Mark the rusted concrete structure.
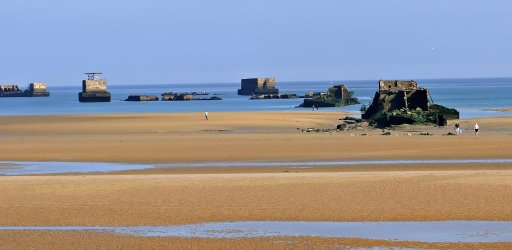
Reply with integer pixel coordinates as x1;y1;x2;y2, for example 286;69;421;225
299;84;359;108
161;92;221;101
0;85;22;96
0;83;49;97
79;73;111;102
362;80;459;127
379;80;418;93
161;93;193;101
26;83;50;97
250;93;297;99
238;78;279;95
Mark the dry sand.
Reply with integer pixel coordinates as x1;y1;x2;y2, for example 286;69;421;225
1;111;512;249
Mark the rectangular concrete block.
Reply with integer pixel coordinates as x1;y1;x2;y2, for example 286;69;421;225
82;80;107;93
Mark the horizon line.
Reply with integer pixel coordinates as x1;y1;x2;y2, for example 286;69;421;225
33;76;512;87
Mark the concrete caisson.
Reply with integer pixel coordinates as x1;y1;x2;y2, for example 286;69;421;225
237;78;279;96
78;73;111;102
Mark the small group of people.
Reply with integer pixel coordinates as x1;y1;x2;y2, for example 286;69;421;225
454;122;479;136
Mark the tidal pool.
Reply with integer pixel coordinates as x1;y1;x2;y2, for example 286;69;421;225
1;221;511;243
0;161;153;175
1;158;512;175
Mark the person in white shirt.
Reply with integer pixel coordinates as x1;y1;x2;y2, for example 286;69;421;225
204;111;209;120
474;123;479;136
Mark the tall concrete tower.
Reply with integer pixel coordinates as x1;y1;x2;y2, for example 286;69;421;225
78;73;111;102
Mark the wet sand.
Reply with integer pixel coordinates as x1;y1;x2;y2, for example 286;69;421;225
2;170;512;226
1;170;512;248
2;232;512;250
1;111;512;249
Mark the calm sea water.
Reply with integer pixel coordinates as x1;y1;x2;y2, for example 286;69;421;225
0;78;510;119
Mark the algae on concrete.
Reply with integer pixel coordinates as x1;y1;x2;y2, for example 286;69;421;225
362;80;459;127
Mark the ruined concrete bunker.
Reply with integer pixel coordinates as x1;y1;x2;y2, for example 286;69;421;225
78;73;111;102
362;80;459;127
299;84;359;108
238;78;279;96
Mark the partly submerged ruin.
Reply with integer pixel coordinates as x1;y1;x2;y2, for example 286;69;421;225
361;80;459;127
238;78;279;96
250;93;297;99
0;83;50;97
161;92;221;101
125;95;159;101
161;93;193;101
78;73;111;102
299;85;359;108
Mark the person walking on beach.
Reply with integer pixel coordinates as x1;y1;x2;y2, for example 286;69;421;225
474;122;479;136
204;111;208;120
454;122;460;135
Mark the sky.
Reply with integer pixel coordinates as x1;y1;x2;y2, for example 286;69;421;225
0;0;511;85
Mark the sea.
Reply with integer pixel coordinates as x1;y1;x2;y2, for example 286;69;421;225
0;78;511;119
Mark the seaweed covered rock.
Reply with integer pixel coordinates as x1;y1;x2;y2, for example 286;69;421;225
362;80;459;127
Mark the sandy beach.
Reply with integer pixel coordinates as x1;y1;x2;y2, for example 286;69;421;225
1;111;512;249
0;111;511;163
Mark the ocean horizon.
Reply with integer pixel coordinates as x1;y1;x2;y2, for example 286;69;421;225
0;77;511;119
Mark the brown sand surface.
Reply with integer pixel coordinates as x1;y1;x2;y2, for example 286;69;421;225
106;163;512;175
1;170;512;226
2;232;511;250
0;112;511;163
1;170;512;248
1;112;512;248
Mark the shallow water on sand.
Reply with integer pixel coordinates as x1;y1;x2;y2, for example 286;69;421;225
1;221;511;243
0;161;152;175
1;159;512;175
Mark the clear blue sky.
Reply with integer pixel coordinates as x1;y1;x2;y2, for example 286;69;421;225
1;0;510;85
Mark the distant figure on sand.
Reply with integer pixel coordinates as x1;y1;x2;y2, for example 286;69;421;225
474;123;479;136
205;111;208;120
454;122;460;135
